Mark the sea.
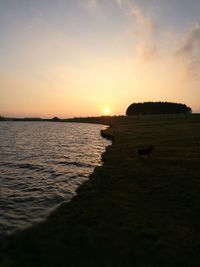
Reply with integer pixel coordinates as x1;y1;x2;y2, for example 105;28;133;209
0;121;110;238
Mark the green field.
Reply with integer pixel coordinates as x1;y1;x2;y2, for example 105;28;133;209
1;114;200;267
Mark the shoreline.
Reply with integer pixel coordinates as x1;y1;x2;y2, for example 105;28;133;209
0;122;113;258
1;114;200;266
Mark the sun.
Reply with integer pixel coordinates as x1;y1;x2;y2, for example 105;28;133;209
103;107;111;116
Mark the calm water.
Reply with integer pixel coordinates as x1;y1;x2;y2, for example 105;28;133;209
0;122;110;237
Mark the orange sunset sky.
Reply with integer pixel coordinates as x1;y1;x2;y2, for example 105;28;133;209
1;0;200;117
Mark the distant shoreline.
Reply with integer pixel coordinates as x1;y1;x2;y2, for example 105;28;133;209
1;113;200;122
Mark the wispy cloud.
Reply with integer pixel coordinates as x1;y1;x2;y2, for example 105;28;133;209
130;5;155;35
136;43;158;61
115;0;158;61
20;0;200;81
116;0;155;33
116;0;200;78
115;0;123;9
176;25;200;55
176;24;200;78
85;0;97;10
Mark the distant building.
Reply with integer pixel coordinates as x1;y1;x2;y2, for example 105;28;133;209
52;117;60;121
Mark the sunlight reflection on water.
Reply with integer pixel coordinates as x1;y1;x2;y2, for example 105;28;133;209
0;122;110;236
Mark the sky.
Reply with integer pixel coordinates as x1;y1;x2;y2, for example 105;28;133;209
0;0;200;118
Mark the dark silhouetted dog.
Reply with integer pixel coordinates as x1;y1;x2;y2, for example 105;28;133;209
138;145;154;157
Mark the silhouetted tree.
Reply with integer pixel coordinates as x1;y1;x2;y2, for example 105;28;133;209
126;102;192;115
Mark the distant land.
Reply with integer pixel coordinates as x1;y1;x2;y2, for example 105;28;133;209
0;115;118;122
0;101;195;121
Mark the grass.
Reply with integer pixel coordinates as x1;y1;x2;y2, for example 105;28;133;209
1;114;200;267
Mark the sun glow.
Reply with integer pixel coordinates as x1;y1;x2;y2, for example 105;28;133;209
103;107;111;116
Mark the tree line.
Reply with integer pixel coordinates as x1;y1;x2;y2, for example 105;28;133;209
126;102;192;115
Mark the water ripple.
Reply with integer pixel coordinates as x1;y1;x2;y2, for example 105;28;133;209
0;122;110;237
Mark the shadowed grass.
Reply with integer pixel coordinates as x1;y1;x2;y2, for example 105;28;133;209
1;114;200;267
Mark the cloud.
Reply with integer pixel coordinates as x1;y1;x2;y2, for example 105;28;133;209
116;0;200;78
85;0;97;10
116;0;155;32
82;0;200;78
176;25;200;55
115;0;122;7
176;24;200;78
115;0;158;61
136;43;158;61
130;5;155;35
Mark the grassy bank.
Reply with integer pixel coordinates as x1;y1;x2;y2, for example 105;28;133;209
1;115;200;267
